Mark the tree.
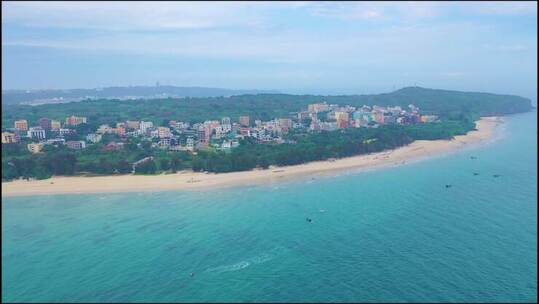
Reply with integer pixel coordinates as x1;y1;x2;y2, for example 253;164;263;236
135;160;157;174
170;155;182;173
116;160;132;174
159;158;171;171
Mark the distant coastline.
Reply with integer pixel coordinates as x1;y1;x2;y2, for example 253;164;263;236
1;117;503;197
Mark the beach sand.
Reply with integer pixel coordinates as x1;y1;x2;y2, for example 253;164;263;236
1;117;503;197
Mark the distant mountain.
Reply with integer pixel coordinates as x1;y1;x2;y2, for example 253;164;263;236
1;86;280;105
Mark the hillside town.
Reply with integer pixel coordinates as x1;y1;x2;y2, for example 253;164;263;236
2;102;438;154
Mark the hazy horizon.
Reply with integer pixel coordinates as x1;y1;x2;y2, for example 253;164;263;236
2;1;537;100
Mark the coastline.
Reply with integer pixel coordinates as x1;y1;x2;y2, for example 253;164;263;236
1;117;503;197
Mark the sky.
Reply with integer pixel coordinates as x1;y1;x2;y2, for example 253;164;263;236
1;1;537;99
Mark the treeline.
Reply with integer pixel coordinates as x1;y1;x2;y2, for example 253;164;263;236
2;118;475;181
2;87;532;129
189;118;475;173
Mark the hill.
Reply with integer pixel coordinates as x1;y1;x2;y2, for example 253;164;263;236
1;87;533;129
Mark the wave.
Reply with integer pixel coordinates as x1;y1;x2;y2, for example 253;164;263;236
205;246;288;274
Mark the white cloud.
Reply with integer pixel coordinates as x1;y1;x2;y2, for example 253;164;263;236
439;71;466;78
468;1;537;16
1;1;265;30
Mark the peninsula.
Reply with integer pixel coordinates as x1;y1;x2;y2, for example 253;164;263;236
2;116;501;196
1;86;532;195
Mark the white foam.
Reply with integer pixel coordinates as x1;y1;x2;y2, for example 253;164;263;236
205;246;288;274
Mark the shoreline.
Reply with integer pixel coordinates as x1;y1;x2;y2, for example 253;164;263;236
1;117;503;197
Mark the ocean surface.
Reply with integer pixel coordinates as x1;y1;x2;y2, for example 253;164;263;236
2;111;537;303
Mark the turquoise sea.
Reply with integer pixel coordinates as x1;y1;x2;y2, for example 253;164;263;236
2;111;537;303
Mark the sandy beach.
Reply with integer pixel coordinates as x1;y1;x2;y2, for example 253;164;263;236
2;117;503;197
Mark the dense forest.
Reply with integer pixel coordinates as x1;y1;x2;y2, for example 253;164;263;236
2;87;533;128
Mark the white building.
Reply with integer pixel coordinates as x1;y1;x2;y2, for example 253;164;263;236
186;136;195;150
139;121;154;133
86;133;102;143
158;138;171;148
27;127;46;140
66;140;86;150
58;128;72;136
45;138;65;146
157;127;172;138
96;124;113;134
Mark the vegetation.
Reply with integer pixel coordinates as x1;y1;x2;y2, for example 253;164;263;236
1;87;531;181
2;87;532;129
2;118;475;180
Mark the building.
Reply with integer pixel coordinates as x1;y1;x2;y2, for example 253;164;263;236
158;138;171;148
126;120;140;129
186;136;195;150
383;113;397;124
239;127;249;136
297;111;310;122
14;120;28;131
86;133;102;143
308;102;329;113
96;124;113;134
222;117;231;125
373;112;385;124
27;127;46;140
65;115;87;126
58;128;73;136
420;115;438;123
278;118;293;129
1;132;18;143
309;120;320;131
158;127;172;138
335;111;349;122
103;142;124;151
197;129;209;145
50;120;62;130
38;117;52;130
336;120;349;129
66;140;86;150
335;111;350;129
139;121;154;133
27;143;44;153
319;121;338;131
45;138;65;146
239;116;250;127
411;113;421;124
115;126;126;136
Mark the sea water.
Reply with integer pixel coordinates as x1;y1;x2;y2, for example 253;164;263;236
2;112;537;302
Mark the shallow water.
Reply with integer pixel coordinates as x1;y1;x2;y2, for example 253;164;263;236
2;111;537;302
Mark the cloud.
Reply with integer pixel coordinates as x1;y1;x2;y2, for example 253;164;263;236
307;2;385;21
1;1;265;30
1;1;536;93
439;71;466;78
481;43;531;52
468;1;537;16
